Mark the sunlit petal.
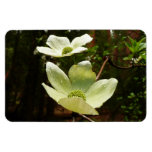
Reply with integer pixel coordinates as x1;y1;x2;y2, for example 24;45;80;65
46;62;72;95
68;61;96;92
86;78;118;108
58;97;99;115
62;47;87;57
42;83;67;102
71;47;87;53
36;46;61;57
46;35;70;50
71;34;93;49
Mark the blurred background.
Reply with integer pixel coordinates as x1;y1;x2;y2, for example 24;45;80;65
5;30;146;122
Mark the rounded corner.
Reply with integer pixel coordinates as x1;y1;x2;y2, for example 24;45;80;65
5;30;15;39
139;112;147;122
139;29;147;38
5;114;15;122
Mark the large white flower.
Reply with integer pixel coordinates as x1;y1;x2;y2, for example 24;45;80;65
42;61;118;115
36;34;93;57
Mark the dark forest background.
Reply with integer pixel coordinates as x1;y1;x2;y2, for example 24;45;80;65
5;30;146;122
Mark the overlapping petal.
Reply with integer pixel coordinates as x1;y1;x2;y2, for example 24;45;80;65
42;83;66;102
78;60;92;69
58;97;99;115
71;34;93;49
68;61;96;92
46;62;72;95
36;47;61;57
63;47;87;57
86;78;118;108
71;47;87;54
46;35;70;50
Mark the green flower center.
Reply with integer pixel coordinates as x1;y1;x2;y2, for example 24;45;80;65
68;90;86;101
62;47;73;55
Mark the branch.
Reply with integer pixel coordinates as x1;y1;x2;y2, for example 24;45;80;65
96;56;109;80
108;58;132;69
108;57;146;69
78;114;95;122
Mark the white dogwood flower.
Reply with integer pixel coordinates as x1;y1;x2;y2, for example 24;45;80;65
42;61;118;115
36;34;93;57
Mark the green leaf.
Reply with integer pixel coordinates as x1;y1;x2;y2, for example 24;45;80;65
103;50;110;56
128;37;136;47
140;53;146;60
138;43;146;51
138;37;146;44
58;97;99;115
123;54;133;61
125;42;135;53
125;37;146;54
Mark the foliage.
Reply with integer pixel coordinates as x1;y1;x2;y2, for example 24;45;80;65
123;36;146;63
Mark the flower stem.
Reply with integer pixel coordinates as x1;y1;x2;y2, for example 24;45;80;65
78;114;95;122
72;116;75;122
96;56;109;80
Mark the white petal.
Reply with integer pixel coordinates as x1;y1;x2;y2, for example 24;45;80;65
71;34;93;49
78;60;92;69
71;47;87;54
46;35;70;50
42;83;66;102
68;61;96;92
62;47;87;57
58;97;99;115
36;46;62;57
46;62;72;95
86;78;118;108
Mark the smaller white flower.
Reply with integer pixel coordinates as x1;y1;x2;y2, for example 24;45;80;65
36;34;93;57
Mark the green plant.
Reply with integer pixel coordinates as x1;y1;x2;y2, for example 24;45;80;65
123;36;146;63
